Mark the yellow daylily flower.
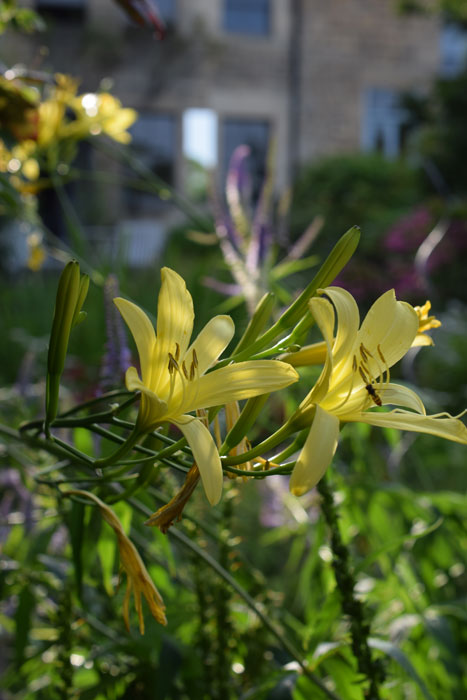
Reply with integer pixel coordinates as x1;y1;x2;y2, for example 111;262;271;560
114;267;298;506
412;300;441;347
289;287;467;496
67;490;166;633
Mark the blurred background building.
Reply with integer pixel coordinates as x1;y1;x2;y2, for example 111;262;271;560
3;0;467;262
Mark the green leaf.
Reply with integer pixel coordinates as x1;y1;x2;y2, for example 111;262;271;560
15;585;35;666
369;637;435;700
355;517;444;574
73;427;94;456
271;255;320;281
67;500;85;598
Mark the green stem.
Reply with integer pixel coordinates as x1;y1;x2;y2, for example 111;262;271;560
60;390;134;417
128;496;342;700
221;421;294;465
49;435;95;466
317;474;385;698
223;463;294;478
93;427;141;468
0;423;91;466
88;425;189;475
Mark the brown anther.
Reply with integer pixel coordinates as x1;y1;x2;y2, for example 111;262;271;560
359;344;368;362
189;362;195;381
175;342;180;362
377;343;386;364
352;355;358;372
192;348;198;369
182;361;188;379
361;342;374;358
358;366;369;384
168;352;179;374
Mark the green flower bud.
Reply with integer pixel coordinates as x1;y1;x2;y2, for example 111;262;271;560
233;292;275;355
45;261;89;429
278;225;360;328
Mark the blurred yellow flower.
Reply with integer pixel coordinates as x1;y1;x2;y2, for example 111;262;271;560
26;232;46;271
74;92;137;143
1;71;137;188
412;300;441;346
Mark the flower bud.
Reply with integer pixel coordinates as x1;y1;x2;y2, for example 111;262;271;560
45;261;89;428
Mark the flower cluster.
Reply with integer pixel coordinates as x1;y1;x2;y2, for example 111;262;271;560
0;72;137;190
114;267;466;507
41;257;467;633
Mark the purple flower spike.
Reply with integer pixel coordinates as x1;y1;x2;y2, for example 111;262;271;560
226;145;252;243
248;148;275;271
98;275;132;394
226;145;252;206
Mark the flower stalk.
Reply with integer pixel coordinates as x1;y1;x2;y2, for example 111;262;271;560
317;474;385;698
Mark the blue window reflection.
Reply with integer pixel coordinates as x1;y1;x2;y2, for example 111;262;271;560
224;0;270;36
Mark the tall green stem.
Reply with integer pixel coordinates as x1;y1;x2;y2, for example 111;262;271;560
317;474;385;698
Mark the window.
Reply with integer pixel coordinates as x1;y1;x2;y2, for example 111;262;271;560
222;118;270;199
223;0;270;36
361;89;408;158
35;0;86;20
440;23;467;77
126;113;177;214
183;109;218;168
156;0;176;24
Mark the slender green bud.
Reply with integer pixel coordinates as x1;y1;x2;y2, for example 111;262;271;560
45;261;89;429
72;274;90;327
233;292;275;355
221;393;270;454
47;261;80;376
276;226;360;328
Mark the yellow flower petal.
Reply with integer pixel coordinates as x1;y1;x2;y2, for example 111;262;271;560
181;360;298;414
412;334;434;347
185;315;234;376
338;382;427;417
347;409;467;444
379;383;426;414
174;415;223;505
358;289;418;370
305;296;335;405
152;268;194;392
114;298;155;386
125;367;167;429
320;287;360;368
289;405;340;496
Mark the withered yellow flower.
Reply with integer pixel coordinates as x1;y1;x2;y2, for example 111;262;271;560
67;490;166;633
